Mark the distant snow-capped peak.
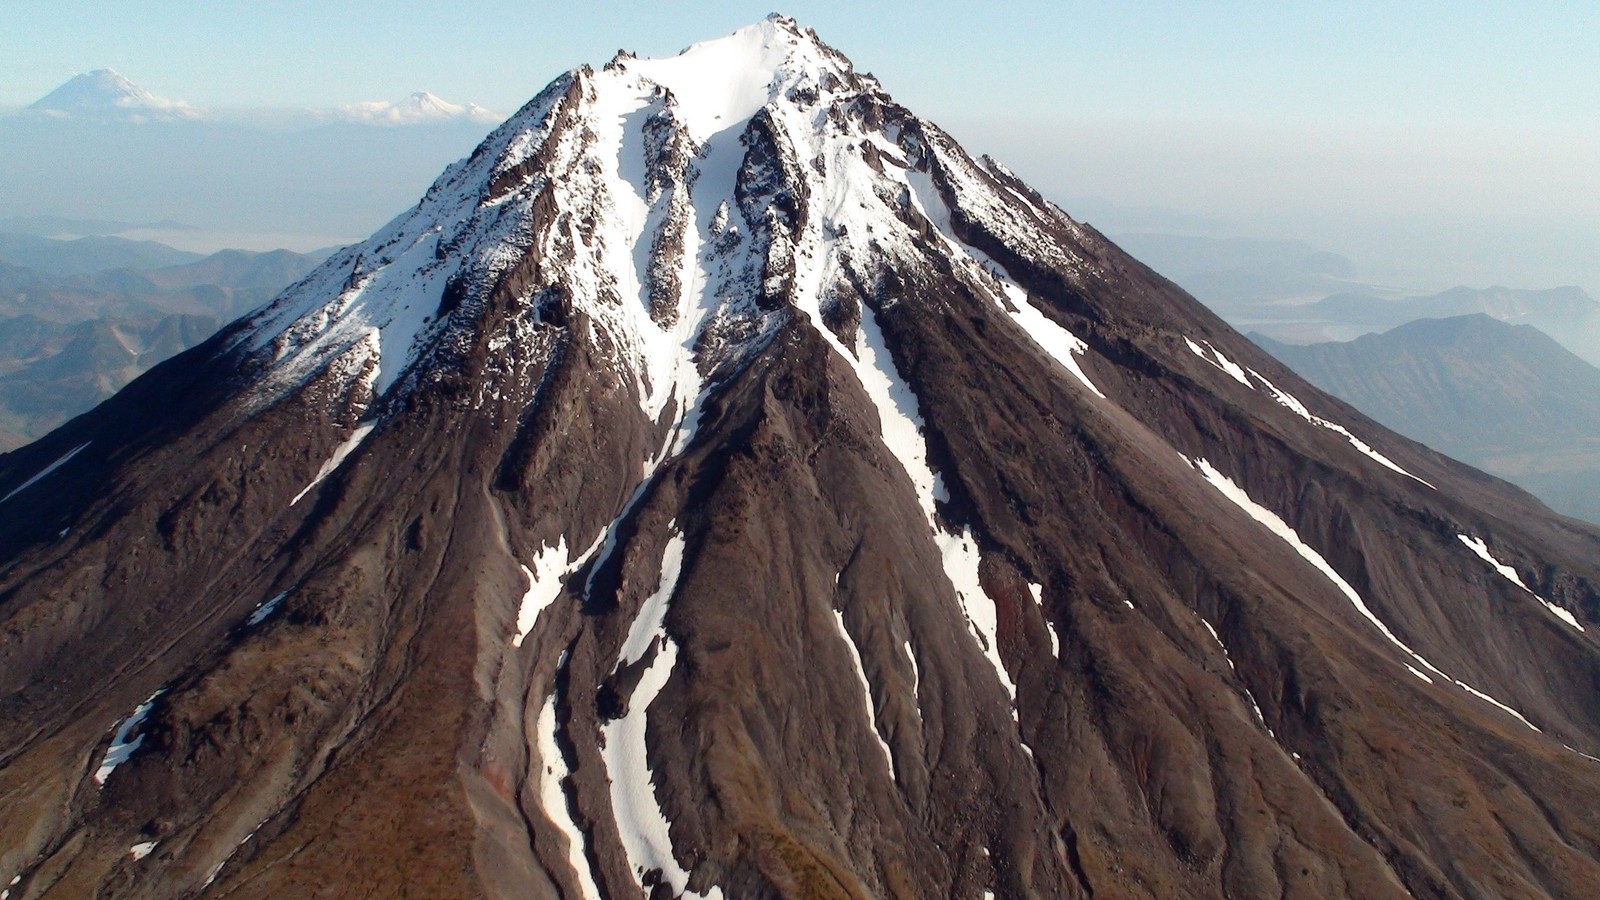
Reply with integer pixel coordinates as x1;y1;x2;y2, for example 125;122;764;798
18;72;497;128
331;91;500;126
26;69;202;122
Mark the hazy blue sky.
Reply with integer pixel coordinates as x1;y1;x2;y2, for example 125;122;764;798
3;2;1595;126
3;2;1597;290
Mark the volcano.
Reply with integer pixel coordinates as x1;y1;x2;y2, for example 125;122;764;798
3;16;1600;899
24;69;201;123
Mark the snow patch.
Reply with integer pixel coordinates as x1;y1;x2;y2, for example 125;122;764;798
942;521;1017;709
832;610;895;777
2;441;90;503
1200;617;1235;670
95;689;164;786
201;817;271;888
246;591;289;627
1243;688;1272;733
1029;582;1060;658
797;290;1019;707
128;841;158;861
1190;457;1539;731
1248;368;1432;488
600;531;722;898
1459;534;1583;632
536;693;603;899
1191;458;1414;662
985;269;1104;398
513;536;572;647
622;19;805;144
1201;614;1272;731
1565;744;1600;764
904;640;920;702
843;305;940;502
290;422;375;506
1185;337;1250;387
1453;679;1541;728
614;532;686;669
905;170;1103;398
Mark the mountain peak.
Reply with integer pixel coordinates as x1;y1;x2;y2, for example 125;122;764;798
594;14;861;142
239;15;906;410
26;68;201;122
332;90;500;125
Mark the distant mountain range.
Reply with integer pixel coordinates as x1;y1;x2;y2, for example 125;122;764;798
12;69;499;127
1117;232;1600;364
0;232;203;275
0;314;220;447
1;74;501;253
0;234;325;446
1256;314;1600;523
1111;232;1359;304
1306;285;1599;334
0;245;323;320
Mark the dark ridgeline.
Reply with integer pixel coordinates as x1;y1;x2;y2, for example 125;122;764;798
2;16;1599;900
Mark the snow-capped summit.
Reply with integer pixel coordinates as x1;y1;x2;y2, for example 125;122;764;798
608;13;862;140
333;90;500;126
25;69;202;122
239;12;917;421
